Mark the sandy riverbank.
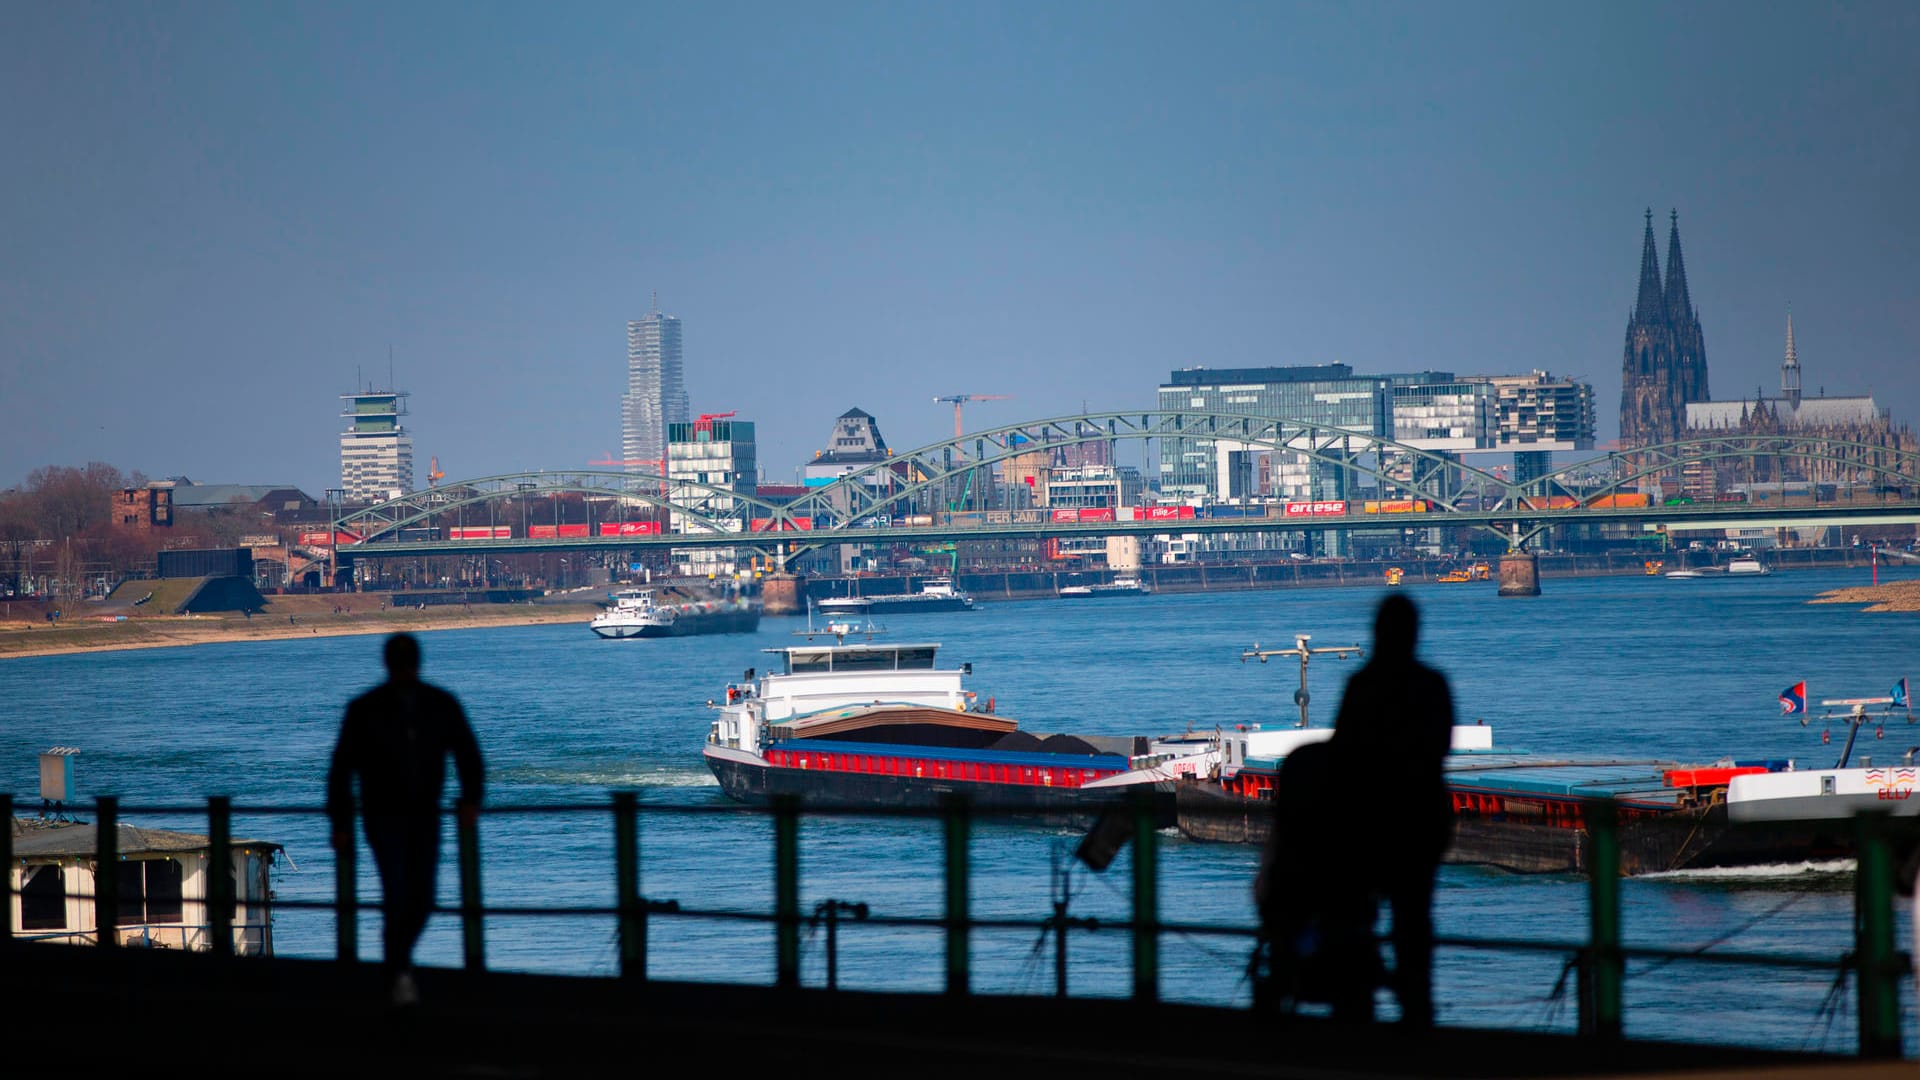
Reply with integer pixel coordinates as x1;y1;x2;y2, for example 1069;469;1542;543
1810;580;1920;613
0;595;603;659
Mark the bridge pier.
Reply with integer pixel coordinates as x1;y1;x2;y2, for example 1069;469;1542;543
760;573;807;616
1497;552;1541;597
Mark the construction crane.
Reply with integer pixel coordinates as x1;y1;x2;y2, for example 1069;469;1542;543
588;453;666;472
427;456;445;487
934;394;1013;439
693;410;737;436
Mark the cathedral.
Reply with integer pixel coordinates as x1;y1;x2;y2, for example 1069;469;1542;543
1617;210;1917;495
1618;209;1708;451
1682;313;1917;493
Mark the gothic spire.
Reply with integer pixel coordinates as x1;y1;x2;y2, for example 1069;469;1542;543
1663;209;1694;320
1782;307;1802;409
1633;207;1665;325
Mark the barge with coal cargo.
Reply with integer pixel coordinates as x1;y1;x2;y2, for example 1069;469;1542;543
702;624;1205;815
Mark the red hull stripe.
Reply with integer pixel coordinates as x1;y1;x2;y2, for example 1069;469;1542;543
763;747;1124;789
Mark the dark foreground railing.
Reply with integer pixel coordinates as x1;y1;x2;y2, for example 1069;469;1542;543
0;792;1909;1058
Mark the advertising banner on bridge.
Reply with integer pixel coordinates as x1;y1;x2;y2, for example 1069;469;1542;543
1143;506;1197;521
748;517;813;532
529;524;593;539
597;522;662;536
1283;501;1348;518
449;526;513;540
297;530;362;546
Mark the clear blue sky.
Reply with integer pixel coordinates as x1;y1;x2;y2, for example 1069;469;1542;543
3;1;1916;494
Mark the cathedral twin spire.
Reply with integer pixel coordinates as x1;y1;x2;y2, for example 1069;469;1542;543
1619;208;1709;450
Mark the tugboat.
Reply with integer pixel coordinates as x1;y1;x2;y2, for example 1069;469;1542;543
702;617;1205;814
590;588;761;639
816;577;975;615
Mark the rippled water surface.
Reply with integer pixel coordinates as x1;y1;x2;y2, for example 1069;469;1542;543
5;565;1919;1050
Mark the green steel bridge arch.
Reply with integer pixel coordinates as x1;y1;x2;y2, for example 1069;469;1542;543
329;412;1920;560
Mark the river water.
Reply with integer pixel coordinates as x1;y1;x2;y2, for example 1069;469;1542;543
4;566;1918;1051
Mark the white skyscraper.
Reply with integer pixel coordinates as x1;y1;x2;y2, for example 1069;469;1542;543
339;387;414;503
622;298;689;474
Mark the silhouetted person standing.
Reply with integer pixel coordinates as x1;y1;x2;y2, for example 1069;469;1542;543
1330;594;1455;1026
328;633;484;1005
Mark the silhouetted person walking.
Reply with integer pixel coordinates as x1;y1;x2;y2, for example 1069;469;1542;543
1330;594;1455;1026
328;633;484;1006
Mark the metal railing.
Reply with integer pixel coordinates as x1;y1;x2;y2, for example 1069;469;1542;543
0;791;1909;1057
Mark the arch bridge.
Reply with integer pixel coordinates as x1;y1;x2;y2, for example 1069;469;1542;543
328;411;1920;568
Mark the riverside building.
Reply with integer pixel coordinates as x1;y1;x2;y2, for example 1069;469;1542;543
339;387;413;504
668;416;755;577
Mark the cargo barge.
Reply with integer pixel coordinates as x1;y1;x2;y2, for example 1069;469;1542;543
590;588;761;639
1175;716;1920;875
815;578;975;615
702;624;1203;815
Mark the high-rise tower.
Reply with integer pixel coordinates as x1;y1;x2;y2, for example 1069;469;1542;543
621;295;689;474
1618;209;1708;453
339;386;414;503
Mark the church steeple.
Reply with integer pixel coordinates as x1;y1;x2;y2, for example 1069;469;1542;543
1633;207;1665;324
1781;308;1802;409
1663;209;1693;319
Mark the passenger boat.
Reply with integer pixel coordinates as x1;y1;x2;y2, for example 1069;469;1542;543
1435;563;1491;584
702;621;1204;815
1058;574;1151;599
816;577;975;614
590;588;761;639
1726;555;1772;575
1176;675;1920;875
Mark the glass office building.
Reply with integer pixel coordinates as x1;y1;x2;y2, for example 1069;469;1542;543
1157;364;1392;501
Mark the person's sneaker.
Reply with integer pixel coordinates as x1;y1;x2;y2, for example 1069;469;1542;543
391;971;420;1008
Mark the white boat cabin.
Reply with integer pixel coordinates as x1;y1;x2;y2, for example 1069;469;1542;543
8;818;281;955
708;641;979;755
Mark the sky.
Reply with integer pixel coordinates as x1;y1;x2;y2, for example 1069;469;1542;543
2;1;1917;495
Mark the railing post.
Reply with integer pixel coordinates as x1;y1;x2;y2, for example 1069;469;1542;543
773;795;801;989
1581;799;1623;1040
613;792;645;980
1130;791;1159;1003
0;794;13;949
335;807;358;963
943;796;971;996
207;796;233;958
1853;811;1900;1058
94;796;119;948
457;806;485;971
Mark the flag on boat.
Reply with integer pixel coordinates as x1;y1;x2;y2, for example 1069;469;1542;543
1894;678;1910;710
1779;681;1806;715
